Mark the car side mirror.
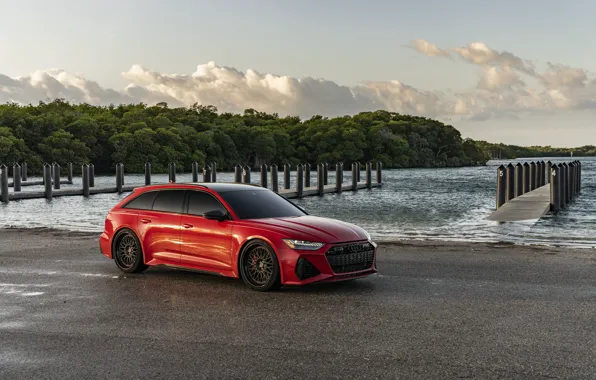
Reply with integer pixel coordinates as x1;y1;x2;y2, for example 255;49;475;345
203;209;228;221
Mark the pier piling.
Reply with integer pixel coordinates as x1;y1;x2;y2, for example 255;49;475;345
514;163;523;197
13;164;21;192
304;163;311;188
317;163;324;196
270;164;279;193
260;164;268;188
296;164;304;198
234;165;242;183
550;164;561;211
0;165;8;203
67;162;73;183
22;162;28;182
82;164;90;197
203;165;212;182
53;163;61;190
366;162;372;189
496;165;506;209
505;163;515;202
351;162;358;191
284;164;291;189
43;163;52;200
242;165;251;184
145;162;152;185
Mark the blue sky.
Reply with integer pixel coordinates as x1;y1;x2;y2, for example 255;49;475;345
0;0;594;146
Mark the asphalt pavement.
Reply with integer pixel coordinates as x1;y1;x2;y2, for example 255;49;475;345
1;229;595;379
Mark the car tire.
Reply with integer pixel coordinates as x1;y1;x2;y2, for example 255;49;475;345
239;240;282;291
113;229;148;274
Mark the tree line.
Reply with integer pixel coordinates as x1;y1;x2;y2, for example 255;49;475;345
0;100;491;174
1;100;586;175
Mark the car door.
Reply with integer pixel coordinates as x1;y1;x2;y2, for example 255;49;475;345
179;190;234;272
136;189;186;265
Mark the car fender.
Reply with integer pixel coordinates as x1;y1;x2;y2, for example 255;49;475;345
235;235;285;284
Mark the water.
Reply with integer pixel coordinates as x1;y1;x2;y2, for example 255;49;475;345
1;158;594;248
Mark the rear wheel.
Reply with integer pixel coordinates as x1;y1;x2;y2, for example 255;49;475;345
239;240;281;291
113;229;148;273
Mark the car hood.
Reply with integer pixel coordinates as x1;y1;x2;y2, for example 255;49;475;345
243;215;369;243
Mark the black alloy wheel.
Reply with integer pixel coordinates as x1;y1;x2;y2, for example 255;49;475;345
240;240;281;291
113;229;148;273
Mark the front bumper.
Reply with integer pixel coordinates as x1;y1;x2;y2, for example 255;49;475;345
279;240;378;286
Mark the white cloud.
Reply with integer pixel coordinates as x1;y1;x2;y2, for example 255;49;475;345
0;41;595;123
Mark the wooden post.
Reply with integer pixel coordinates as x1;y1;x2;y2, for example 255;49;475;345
53;163;61;190
545;161;552;184
120;163;125;186
496;165;506;209
260;164;268;188
559;164;567;208
376;161;382;184
356;162;361;182
270;164;279;193
296;164;303;198
242;165;251;184
366;162;372;189
304;163;311;188
522;162;530;194
168;162;176;183
67;162;73;183
351;162;358;191
89;164;95;187
13;163;21;192
317;163;324;196
116;164;123;194
323;162;328;185
540;161;546;186
336;162;343;193
578;161;581;194
203;165;212;182
211;162;217;182
529;161;536;191
82;164;90;197
505;163;515;202
0;165;8;203
514;163;523;197
191;162;198;182
284;163;291;189
145;162;152;185
44;163;52;200
550;164;560;211
21;162;28;182
234;165;242;183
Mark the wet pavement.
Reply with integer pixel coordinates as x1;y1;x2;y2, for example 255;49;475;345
1;229;596;379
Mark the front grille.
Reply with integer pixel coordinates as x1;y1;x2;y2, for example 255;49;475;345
295;257;320;280
325;242;374;274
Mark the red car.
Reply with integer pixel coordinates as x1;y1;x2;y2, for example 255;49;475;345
99;182;377;291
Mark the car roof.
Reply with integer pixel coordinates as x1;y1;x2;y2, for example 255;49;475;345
137;182;268;193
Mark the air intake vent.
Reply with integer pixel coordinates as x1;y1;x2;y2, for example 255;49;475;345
295;257;320;280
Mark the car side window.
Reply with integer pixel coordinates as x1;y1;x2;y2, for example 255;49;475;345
187;191;227;216
122;191;158;210
152;190;186;214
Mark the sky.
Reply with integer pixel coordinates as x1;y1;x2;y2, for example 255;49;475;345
0;0;595;147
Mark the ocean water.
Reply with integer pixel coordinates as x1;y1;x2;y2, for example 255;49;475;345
1;157;594;248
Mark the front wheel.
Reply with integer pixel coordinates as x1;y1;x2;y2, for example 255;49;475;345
239;241;281;291
113;229;148;274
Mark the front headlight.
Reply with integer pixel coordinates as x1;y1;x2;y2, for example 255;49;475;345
363;230;371;241
282;239;324;251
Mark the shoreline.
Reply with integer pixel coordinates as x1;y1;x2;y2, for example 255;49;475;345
1;226;592;253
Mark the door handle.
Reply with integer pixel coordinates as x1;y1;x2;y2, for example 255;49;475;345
141;218;151;224
183;223;193;229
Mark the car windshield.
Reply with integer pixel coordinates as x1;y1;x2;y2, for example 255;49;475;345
218;189;306;219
